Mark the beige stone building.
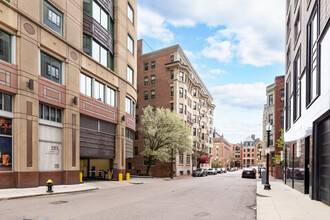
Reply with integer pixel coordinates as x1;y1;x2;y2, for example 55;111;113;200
0;0;137;188
128;41;215;177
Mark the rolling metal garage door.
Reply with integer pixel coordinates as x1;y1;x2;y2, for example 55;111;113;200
319;116;330;205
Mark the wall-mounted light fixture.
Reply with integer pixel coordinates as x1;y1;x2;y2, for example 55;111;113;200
27;79;34;90
73;96;78;105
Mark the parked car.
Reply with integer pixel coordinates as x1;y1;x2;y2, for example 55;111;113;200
229;167;235;172
192;168;208;177
216;168;222;174
221;168;227;173
242;168;257;178
207;168;217;175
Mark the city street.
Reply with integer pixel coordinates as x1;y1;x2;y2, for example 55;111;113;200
0;170;256;220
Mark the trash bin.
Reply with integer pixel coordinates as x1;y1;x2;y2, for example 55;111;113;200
261;170;266;184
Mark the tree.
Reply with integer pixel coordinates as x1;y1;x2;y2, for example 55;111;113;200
140;106;192;176
272;129;285;165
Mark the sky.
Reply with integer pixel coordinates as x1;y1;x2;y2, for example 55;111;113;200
137;0;285;144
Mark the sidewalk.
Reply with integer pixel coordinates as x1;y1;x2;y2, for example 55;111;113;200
257;180;330;220
0;177;172;200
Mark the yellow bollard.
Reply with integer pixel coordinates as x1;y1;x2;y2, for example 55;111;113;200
80;172;83;183
108;172;111;180
126;173;130;181
118;173;123;182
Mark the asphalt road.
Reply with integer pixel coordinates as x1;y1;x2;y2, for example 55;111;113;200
0;170;256;220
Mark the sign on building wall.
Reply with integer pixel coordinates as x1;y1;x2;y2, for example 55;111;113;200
0;117;12;172
39;142;62;171
39;124;62;171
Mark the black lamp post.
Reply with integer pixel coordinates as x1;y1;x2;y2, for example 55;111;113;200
171;148;174;179
264;123;272;190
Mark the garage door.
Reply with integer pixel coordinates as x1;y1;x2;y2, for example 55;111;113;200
319;116;330;205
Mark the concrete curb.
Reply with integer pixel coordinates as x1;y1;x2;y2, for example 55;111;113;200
0;187;99;201
256;180;270;197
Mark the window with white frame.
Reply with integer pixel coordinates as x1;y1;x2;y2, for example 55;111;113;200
293;49;301;120
127;3;134;24
127;35;134;54
179;88;183;98
125;97;135;116
193;102;196;110
106;87;116;107
144;76;148;86
193;88;196;96
151;75;155;84
94;80;105;102
193;115;196;123
0;29;11;63
43;0;63;35
179;103;183;113
80;73;92;97
127;66;134;84
151;90;155;99
179;72;184;81
40;52;62;84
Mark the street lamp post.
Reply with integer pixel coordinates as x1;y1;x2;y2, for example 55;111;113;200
264;123;272;190
171;148;174;179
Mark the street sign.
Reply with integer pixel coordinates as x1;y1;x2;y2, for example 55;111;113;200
266;147;270;154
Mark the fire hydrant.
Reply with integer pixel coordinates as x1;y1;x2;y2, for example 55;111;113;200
46;179;53;193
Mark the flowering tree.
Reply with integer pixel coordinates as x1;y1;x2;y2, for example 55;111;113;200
140;106;191;176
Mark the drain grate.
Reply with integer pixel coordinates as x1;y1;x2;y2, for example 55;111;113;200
50;200;68;205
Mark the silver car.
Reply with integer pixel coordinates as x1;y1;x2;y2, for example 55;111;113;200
207;168;217;175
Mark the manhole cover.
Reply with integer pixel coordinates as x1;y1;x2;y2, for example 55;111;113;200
50;200;68;205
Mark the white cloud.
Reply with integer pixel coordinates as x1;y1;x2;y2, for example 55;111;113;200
209;82;267;143
138;0;285;66
183;50;200;60
209;69;226;74
137;6;174;43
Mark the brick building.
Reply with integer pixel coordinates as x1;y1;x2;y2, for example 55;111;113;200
127;40;215;177
263;76;285;179
212;132;231;169
0;0;137;188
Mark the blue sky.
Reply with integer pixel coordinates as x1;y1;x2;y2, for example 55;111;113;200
137;0;285;143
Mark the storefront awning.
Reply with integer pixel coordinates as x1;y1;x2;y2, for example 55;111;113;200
199;155;209;164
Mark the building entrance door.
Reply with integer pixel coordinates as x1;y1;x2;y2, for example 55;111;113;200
318;116;330;205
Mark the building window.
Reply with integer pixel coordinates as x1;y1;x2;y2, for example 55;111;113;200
0;29;11;63
193;128;196;136
170;103;174;112
269;134;274;145
247;148;250;152
127;3;134;24
80;73;92;97
94;80;105;102
179;104;183;113
179;88;183;98
144;63;148;71
125;97;135;116
144;91;148;100
151;90;155;99
106;87;116;107
127;66;134;84
170;86;174;96
193;88;197;97
151;61;155;69
202;133;204;140
269;94;273;105
144;77;148;86
83;35;109;68
0;92;12;112
269;114;273;125
247;154;250;157
186;155;190;165
201;110;205;117
306;5;320;105
179;154;183;165
280;110;284;126
135;131;138;140
201;122;204;128
293;49;301;121
201;100;205;106
171;70;174;79
39;103;62;123
134;146;138;156
171;55;174;62
127;35;134;54
280;89;285;102
151;75;155;84
252;149;254;152
40;52;62;84
294;12;300;41
286;46;291;70
193;115;196;123
286;76;291;130
92;1;109;30
193;102;196;110
179;72;184;81
286;13;291;40
43;0;63;35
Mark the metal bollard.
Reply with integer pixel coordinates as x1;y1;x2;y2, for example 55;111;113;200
80;172;83;183
126;173;130;181
46;179;53;193
108;172;111;180
118;173;123;182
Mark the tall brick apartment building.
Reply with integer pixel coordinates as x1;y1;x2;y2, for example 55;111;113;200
263;76;285;179
127;40;215;177
0;0;137;188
